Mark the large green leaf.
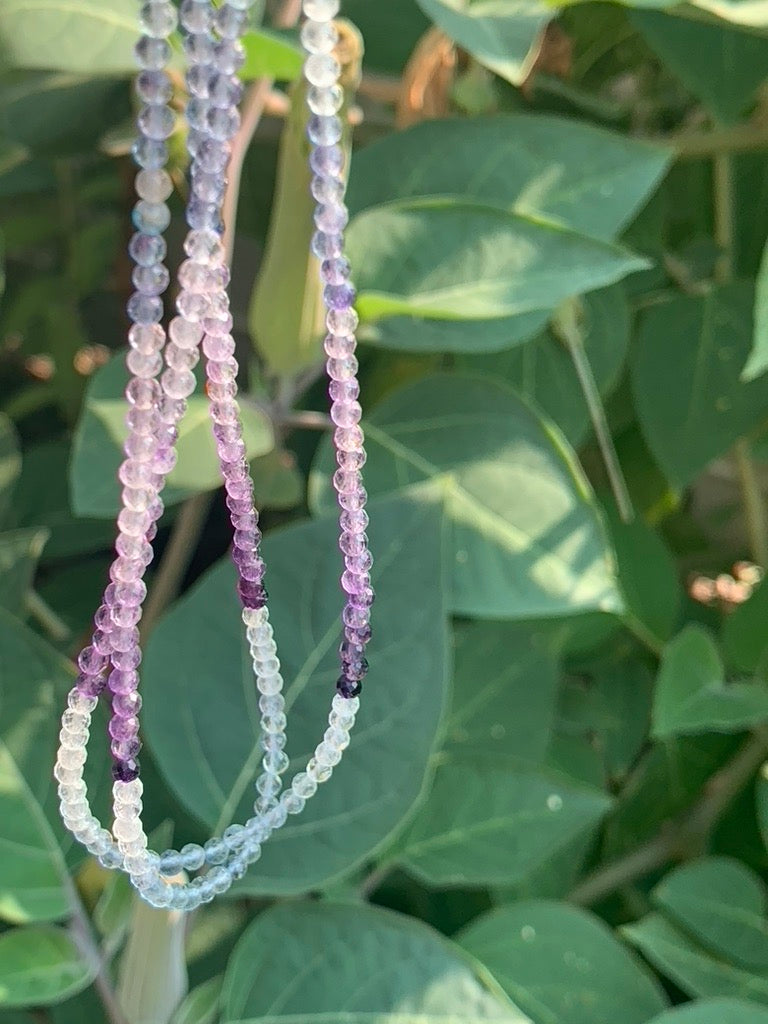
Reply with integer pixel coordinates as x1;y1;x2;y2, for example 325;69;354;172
631;283;768;488
0;609;110;868
222;901;528;1024
460;286;629;443
459;901;668;1024
652;625;768;739
240;30;303;81
347;114;671;243
0;0;136;74
0;528;48;614
446;621;560;766
647;1000;768;1024
143;491;450;894
624;914;768;1005
70;354;274;518
653;858;768;971
0;743;69;925
0;413;21;526
724;578;768;675
348;199;648;324
310;374;622;619
395;759;611;887
414;0;549;85
631;10;768;124
0;927;92;1009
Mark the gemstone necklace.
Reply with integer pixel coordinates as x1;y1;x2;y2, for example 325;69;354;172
55;0;372;911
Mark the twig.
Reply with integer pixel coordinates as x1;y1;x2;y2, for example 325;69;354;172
25;590;71;643
570;728;768;906
713;150;735;285
735;439;768;568
64;876;129;1024
668;121;768;159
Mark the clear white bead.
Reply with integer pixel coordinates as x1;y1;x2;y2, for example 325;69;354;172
304;53;340;88
303;0;340;20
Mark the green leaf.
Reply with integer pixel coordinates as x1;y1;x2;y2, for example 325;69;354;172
653;858;768;971
347;114;671;244
446;621;560;766
0;609;111;870
395;759;611;887
0;528;48;614
459;286;630;443
652;625;768;739
360;309;549;356
250;449;304;511
0;0;136;74
14;440;115;560
0;743;69;925
222;901;528;1023
724;578;768;675
631;283;768;488
0;413;21;525
240;29;303;81
310;373;622;619
631;10;768;124
604;505;682;644
348;200;649;323
757;763;768;855
414;0;551;86
71;354;274;517
171;978;223;1024
647;999;768;1024
624;913;768;1006
746;238;768;381
143;491;450;894
0;927;93;1009
459;901;668;1024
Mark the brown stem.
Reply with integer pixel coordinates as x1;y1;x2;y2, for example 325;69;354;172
570;728;768;906
64;876;129;1024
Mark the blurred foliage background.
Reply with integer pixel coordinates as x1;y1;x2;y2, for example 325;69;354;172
5;1;768;1023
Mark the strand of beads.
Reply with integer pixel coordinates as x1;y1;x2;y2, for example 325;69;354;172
56;0;370;911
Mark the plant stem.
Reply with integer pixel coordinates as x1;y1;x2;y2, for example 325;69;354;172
670;122;768;159
25;590;71;644
359;862;394;899
735;438;768;568
554;300;634;523
713;150;735;285
281;409;332;431
570;728;768;906
64;876;129;1024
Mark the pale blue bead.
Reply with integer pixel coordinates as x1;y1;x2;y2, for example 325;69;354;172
133;137;168;170
213;39;245;74
187;64;211;99
133;199;171;235
159;849;184;875
186;128;207;157
186;97;209;130
167;886;189;910
184;32;215;64
138;104;175;141
305;0;340;18
127;293;163;325
228;853;248;880
195;139;229;173
311;230;343;259
223;824;247;850
192;170;225;204
180;843;206;871
133;264;170;295
187;198;222;232
139;2;178;37
206;106;239;141
98;847;122;870
215;6;247;38
203;838;228;865
209;867;231;894
180;0;212;32
129;232;167;267
136;69;173;104
208;71;243;108
135;36;171;71
309;144;343;177
315;202;348;233
308;114;342;147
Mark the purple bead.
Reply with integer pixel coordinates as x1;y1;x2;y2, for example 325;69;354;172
343;604;371;629
129;232;167;267
336;675;362;699
310;145;343;177
111;738;142;761
78;645;108;675
109;669;139;695
77;673;106;698
238;579;268;609
112;759;140;783
346;623;372;646
321;257;351;285
127;293;163;325
324;283;355;311
239;560;266;582
109;715;139;741
113;648;143;671
136;70;173;104
311;231;343;260
113;691;142;716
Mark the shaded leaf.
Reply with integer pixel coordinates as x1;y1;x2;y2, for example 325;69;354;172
746;236;768;381
652;625;768;739
222;901;528;1023
0;528;48;614
0;0;136;75
310;374;622;619
396;759;611;887
631;284;768;488
348;200;648;324
171;977;223;1024
0;927;93;1009
653;858;768;970
459;901;668;1024
647;999;768;1024
0;413;21;525
143;491;450;894
71;354;274;517
0;743;69;925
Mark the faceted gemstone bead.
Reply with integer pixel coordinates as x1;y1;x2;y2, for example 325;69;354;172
135;36;171;71
213;39;245;74
337;674;362;699
324;283;355;311
215;6;247;39
304;0;340;18
132;200;171;235
129;232;167;267
127;293;163;325
309;144;343;176
136;168;173;203
133;263;170;295
238;579;267;609
137;104;175;140
133;137;168;170
301;19;338;54
136;69;173;104
187;64;211;98
308;115;342;147
307;84;343;116
311;230;343;260
180;0;212;31
315;202;348;233
112;759;140;783
312;174;344;204
139;2;178;37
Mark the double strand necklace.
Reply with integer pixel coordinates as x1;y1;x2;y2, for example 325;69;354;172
54;0;372;911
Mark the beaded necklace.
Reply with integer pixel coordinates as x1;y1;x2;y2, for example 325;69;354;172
54;0;372;911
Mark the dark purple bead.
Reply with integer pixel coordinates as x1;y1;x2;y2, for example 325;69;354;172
237;578;268;609
76;672;106;698
324;283;356;311
344;657;368;681
346;623;372;646
112;758;140;783
336;675;362;699
340;639;365;662
350;586;375;609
